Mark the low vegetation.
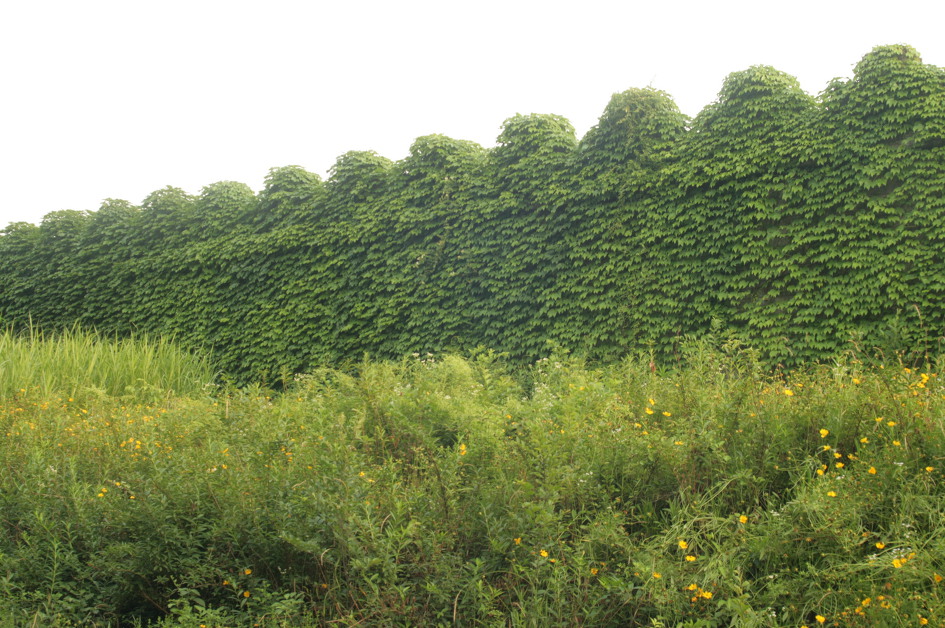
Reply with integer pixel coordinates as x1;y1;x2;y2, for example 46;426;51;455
1;331;943;626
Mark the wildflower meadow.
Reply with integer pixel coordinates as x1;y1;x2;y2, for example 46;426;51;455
1;330;943;626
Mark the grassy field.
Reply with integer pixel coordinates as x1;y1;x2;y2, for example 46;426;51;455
1;331;944;626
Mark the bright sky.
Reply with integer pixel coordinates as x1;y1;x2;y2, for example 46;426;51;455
2;0;943;229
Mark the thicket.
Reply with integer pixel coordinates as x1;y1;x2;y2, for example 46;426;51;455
2;45;944;380
2;335;944;626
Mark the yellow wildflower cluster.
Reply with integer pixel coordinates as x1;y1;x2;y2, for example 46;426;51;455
891;551;916;569
642;397;671;417
685;583;713;602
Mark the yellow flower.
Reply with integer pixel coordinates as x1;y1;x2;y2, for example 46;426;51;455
678;540;688;550
223;580;229;586
868;467;877;474
860;437;869;444
243;590;251;598
244;568;252;575
590;567;599;576
875;542;885;549
514;537;521;545
920;618;928;625
819;429;829;438
540;549;548;557
648;398;656;406
645;407;654;415
852;377;862;385
835;462;845;469
662;411;672;417
934;573;943;583
700;590;712;599
783;389;794;396
739;515;748;524
827;491;837;497
459;443;467;456
887;421;896;427
834;452;843;459
893;440;901;446
926;466;935;472
685;555;696;562
652;572;661;578
816;615;826;624
686;583;698;591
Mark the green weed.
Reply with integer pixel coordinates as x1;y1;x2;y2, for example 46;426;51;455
1;339;944;625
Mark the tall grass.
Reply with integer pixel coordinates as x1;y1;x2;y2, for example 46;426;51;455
0;326;214;401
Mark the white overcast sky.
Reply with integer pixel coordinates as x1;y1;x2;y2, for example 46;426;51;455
1;0;943;228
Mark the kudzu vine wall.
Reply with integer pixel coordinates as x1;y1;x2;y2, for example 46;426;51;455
2;45;944;380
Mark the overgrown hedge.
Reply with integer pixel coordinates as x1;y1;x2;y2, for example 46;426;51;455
2;45;944;380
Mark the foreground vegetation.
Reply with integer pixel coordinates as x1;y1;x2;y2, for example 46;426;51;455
1;331;944;626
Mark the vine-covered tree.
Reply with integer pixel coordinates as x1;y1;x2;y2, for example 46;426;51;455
564;88;689;357
469;113;577;359
2;45;943;379
254;165;326;230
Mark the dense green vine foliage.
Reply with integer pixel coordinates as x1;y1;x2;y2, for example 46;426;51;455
2;45;944;379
